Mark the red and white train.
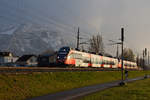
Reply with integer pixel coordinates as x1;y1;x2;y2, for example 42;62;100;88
57;47;138;70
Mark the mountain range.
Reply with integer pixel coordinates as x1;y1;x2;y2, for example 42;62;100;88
0;23;75;56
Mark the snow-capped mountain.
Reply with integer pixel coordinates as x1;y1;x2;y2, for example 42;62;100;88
0;23;76;56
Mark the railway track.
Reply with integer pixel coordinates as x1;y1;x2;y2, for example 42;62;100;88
0;67;122;73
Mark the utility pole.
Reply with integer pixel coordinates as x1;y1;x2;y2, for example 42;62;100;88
144;48;147;69
76;27;80;50
116;44;119;58
148;51;149;65
120;27;125;85
145;48;147;65
144;48;147;67
121;28;124;81
143;49;145;69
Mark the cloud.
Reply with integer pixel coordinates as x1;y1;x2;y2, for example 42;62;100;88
0;0;150;55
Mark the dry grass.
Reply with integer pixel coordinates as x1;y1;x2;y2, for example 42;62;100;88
0;70;149;100
79;78;150;100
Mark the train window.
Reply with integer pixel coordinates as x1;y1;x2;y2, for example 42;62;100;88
110;61;115;65
107;61;110;65
69;53;75;59
96;58;99;64
105;61;107;64
93;58;95;64
108;61;110;65
69;54;73;58
97;59;100;64
109;61;113;65
83;57;90;63
94;59;96;64
102;61;105;64
104;60;108;64
104;60;107;64
83;60;89;63
93;58;95;63
57;54;67;59
106;61;109;65
95;58;97;64
77;54;82;59
109;61;112;65
91;58;94;63
113;61;115;65
132;64;134;67
102;60;105;64
99;59;102;64
109;61;111;65
70;53;82;59
59;47;70;53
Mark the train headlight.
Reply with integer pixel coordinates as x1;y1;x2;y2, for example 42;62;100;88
68;56;70;59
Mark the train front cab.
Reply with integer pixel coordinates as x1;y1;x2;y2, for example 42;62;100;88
67;50;82;67
57;47;72;65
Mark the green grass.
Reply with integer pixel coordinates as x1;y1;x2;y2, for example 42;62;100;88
0;70;149;100
79;75;150;100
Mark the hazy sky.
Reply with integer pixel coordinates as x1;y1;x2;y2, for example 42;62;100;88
0;0;150;56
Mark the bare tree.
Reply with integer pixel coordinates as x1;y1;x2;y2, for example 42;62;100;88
89;34;104;54
120;48;135;62
136;55;140;66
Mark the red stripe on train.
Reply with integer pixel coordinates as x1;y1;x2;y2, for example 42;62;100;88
101;64;104;68
65;59;75;65
88;63;92;67
110;65;112;68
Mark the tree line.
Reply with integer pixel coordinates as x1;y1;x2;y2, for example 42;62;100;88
87;34;145;68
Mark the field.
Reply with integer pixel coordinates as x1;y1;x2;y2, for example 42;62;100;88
79;78;150;100
0;70;149;100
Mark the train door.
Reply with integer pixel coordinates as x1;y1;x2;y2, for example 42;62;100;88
112;59;118;68
74;53;83;67
75;59;83;67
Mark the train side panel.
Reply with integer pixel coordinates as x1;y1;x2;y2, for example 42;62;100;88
57;47;138;70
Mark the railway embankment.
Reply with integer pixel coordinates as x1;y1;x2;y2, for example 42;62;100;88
0;71;149;100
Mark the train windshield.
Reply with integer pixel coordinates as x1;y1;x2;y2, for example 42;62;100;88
58;47;70;53
57;47;71;59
